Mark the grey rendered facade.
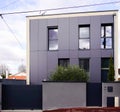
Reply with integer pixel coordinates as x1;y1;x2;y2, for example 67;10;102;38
27;10;119;85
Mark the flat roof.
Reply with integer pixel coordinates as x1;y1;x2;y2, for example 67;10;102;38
27;10;118;20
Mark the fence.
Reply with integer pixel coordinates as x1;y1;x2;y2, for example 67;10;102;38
0;79;26;85
2;85;42;110
1;82;119;110
87;83;102;106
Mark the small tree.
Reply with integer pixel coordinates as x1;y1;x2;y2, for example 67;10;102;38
0;64;10;79
18;64;26;73
107;57;115;81
49;65;89;82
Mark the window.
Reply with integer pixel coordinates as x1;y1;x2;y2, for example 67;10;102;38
48;27;58;50
79;25;90;49
79;59;89;73
101;58;110;82
58;58;70;67
101;24;113;49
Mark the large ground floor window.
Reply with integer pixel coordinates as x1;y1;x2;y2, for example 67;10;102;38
79;58;89;74
101;58;111;82
58;58;70;67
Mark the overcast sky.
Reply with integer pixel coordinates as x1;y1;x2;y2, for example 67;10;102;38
0;0;119;74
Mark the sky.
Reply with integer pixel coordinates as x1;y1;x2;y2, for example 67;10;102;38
0;0;119;74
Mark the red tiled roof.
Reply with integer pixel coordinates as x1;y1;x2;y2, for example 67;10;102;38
8;72;26;80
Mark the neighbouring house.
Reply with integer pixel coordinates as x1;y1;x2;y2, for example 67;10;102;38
27;10;119;85
8;72;26;80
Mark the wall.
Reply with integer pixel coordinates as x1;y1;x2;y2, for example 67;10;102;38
0;79;26;85
2;85;42;110
42;82;86;110
102;82;120;107
28;12;114;84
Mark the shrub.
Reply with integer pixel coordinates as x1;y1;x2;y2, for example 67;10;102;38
49;65;89;82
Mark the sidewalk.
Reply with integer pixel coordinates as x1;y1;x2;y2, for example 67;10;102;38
43;107;120;112
1;110;42;112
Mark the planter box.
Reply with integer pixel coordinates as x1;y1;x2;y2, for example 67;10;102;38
42;82;86;110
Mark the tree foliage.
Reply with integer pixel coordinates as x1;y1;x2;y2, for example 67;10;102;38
107;57;115;81
1;74;6;79
0;64;9;74
49;65;89;82
0;64;10;79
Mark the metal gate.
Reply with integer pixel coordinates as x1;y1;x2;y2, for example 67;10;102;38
107;97;114;107
2;85;42;109
87;83;102;106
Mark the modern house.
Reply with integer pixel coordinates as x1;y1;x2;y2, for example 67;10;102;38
27;10;119;85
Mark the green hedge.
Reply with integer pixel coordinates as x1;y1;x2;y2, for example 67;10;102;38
49;65;89;82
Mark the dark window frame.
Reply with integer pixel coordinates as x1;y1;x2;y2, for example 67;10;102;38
58;58;70;67
101;58;114;82
101;58;110;69
48;26;58;51
79;58;90;73
101;24;113;49
79;25;90;50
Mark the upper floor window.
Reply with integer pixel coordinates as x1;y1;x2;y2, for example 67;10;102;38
79;25;90;49
58;58;70;67
48;27;58;50
101;24;113;49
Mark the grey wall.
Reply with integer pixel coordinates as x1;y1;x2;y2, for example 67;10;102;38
29;14;114;84
42;82;86;110
102;83;120;107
